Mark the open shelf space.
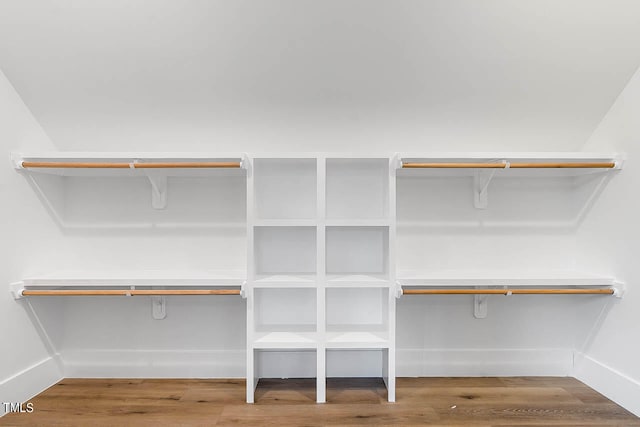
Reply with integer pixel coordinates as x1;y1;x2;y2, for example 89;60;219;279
253;158;317;220
249;349;320;402
326;158;389;220
325;349;387;377
253;349;318;377
253;288;317;334
326;287;390;336
253;226;317;277
326;226;389;278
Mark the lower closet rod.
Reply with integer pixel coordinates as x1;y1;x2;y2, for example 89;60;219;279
402;288;614;295
21;289;241;296
21;161;242;169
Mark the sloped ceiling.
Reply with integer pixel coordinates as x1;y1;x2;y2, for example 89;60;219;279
1;0;640;151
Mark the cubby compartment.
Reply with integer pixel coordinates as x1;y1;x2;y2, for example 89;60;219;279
326;158;389;220
254;158;317;220
326;349;385;377
253;287;317;336
325;287;390;347
253;226;316;280
325;349;392;402
326;226;389;282
254;349;318;381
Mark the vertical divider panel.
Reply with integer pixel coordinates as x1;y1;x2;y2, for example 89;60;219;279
387;156;397;402
245;155;256;403
316;156;327;403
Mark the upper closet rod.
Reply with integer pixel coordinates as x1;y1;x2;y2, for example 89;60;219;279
21;161;241;169
402;162;616;169
401;161;616;169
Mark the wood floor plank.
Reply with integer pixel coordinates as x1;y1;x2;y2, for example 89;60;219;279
396;386;584;406
1;377;637;426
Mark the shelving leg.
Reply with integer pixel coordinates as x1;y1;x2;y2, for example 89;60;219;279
383;348;396;402
317;347;326;403
246;348;256;403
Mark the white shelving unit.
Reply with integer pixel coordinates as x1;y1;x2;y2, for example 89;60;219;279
246;155;396;403
11;151;623;404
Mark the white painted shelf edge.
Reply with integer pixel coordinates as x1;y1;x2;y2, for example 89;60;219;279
252;332;318;349
397;151;625;161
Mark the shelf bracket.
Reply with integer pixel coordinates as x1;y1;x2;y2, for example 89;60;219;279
473;167;500;209
395;281;403;299
473;294;488;318
152;296;167;319
612;281;626;298
143;170;168;209
10;282;25;299
240;281;247;299
242;153;252;178
391;153;403;172
11;153;25;170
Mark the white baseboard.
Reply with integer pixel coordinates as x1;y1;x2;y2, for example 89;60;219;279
62;348;574;379
62;349;385;379
396;348;573;377
573;352;640;417
0;356;63;417
62;349;246;378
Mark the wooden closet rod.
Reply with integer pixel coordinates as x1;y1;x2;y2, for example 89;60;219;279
402;288;614;295
21;289;241;296
21;161;242;169
402;162;615;169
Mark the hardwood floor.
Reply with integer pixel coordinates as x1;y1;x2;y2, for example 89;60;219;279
1;377;638;426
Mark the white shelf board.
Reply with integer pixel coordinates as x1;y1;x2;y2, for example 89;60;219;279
324;219;391;227
397;270;618;287
253;219;317;227
398;151;623;161
325;331;390;349
252;274;317;287
251;332;318;349
325;274;391;287
17;270;245;288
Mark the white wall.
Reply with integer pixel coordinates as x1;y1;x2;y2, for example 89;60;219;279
394;170;601;377
0;70;63;412
573;66;640;416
